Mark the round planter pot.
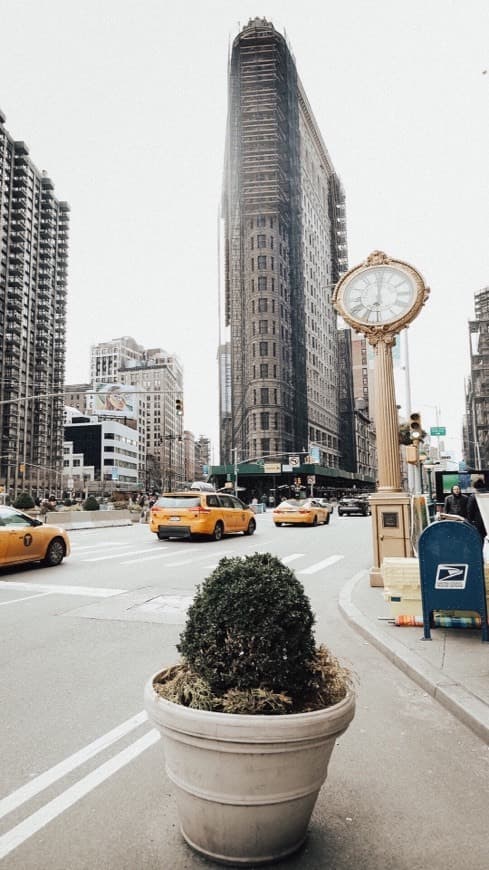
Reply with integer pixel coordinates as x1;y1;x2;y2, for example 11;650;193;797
144;671;355;866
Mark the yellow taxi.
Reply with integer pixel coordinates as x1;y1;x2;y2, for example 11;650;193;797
0;506;70;568
273;498;330;527
149;492;256;541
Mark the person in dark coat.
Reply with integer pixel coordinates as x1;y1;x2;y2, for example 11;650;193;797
443;484;468;518
467;478;487;542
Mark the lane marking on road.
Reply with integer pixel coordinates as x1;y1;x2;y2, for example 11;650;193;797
0;711;148;822
298;554;344;575
82;548;166;562
0;582;124;598
0;729;159;861
121;548;189;565
0;591;53;608
70;543;131;552
281;553;304;564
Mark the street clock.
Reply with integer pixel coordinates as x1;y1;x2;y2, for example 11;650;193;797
333;250;429;337
332;250;430;588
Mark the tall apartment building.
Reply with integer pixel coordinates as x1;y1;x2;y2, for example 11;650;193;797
0;110;69;496
195;435;211;479
90;337;184;490
220;19;348;469
464;287;489;468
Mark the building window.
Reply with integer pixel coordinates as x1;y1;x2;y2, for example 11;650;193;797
274;413;278;429
258;296;267;312
261;412;270;430
258;276;267;292
259;341;268;356
260;363;269;378
259;320;268;334
257;215;266;227
257;234;266;248
250;236;254;249
261;438;270;454
261;387;269;404
257;256;266;270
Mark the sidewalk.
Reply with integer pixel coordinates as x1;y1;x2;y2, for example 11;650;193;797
339;571;489;744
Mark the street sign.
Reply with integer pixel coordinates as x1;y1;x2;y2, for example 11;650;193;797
307;475;316;484
264;463;281;473
289;455;300;466
111;467;119;481
430;426;446;436
309;446;320;462
282;464;292;472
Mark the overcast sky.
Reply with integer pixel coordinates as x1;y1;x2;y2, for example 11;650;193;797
1;0;489;462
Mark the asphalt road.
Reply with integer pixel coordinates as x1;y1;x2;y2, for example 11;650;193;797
1;512;488;869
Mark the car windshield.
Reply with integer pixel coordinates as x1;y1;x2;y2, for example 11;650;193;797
155;497;201;509
278;500;307;509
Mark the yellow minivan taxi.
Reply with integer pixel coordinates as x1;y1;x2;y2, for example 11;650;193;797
0;506;70;568
149;492;256;541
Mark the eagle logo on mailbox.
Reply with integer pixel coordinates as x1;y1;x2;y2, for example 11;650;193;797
435;563;468;589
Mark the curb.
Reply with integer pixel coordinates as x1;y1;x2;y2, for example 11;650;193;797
59;521;133;530
339;571;489;745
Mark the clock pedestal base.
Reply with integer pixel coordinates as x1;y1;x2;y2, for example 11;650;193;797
369;491;413;587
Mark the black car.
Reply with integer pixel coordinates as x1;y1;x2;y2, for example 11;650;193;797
337;496;371;517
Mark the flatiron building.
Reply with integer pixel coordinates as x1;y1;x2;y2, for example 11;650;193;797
220;18;348;468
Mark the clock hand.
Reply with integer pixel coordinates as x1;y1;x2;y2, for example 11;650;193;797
376;272;384;306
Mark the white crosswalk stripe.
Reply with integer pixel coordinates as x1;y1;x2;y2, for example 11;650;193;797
298;554;344;575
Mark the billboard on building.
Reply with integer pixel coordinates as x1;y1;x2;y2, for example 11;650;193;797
91;383;138;419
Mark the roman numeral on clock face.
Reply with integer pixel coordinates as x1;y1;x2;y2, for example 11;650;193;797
351;304;368;319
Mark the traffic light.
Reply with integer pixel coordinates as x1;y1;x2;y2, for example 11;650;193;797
409;412;422;441
175;397;183;416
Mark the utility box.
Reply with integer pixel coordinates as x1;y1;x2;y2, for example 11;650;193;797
370;492;412;586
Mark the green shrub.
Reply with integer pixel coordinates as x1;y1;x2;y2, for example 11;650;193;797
83;495;100;511
177;553;316;697
13;492;35;509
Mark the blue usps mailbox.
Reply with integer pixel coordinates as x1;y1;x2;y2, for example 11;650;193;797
418;521;488;642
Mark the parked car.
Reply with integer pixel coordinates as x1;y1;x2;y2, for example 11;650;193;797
149;492;256;541
273;498;330;527
337;495;371;517
0;506;70;568
317;498;334;514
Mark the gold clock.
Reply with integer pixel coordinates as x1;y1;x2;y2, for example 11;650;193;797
333;251;429;335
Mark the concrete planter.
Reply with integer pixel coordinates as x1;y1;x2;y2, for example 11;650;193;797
144;671;355;866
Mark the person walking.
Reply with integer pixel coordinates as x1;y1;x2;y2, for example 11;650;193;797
467;478;487;542
443;484;468;518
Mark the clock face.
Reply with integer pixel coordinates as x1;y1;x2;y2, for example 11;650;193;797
341;266;416;326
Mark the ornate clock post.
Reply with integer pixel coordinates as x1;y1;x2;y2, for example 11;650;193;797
333;251;429;586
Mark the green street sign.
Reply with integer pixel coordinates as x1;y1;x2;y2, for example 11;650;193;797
430;426;446;436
